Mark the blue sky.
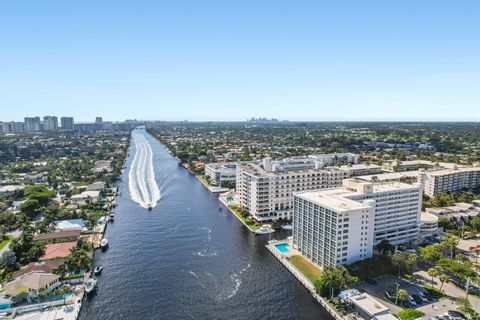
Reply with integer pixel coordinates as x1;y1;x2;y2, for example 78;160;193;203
0;1;479;122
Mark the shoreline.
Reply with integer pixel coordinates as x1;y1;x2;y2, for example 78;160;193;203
265;240;344;320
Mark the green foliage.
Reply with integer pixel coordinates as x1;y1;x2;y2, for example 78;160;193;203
315;266;358;298
348;255;396;280
0;251;17;271
56;243;93;274
24;185;56;207
20;199;40;217
391;253;417;276
398;309;425;320
419;243;443;264
9;225;46;265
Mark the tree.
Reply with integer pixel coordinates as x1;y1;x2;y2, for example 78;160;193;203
315;266;358;298
20;199;40;217
439;274;449;291
470;216;480;233
419;243;443;264
428;268;439;288
441;233;459;259
398;309;425;320
397;289;409;305
392;253;417;276
0;251;17;271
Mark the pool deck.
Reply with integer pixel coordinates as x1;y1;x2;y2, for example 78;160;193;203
266;239;345;320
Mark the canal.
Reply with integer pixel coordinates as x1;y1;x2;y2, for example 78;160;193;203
79;129;331;320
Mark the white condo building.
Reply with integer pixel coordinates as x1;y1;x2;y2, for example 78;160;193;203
204;162;238;187
419;165;480;196
236;158;349;222
293;179;422;269
294;191;375;268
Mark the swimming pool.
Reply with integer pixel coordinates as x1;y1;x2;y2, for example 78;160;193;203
274;243;290;253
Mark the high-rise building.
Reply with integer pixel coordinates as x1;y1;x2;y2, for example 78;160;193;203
43;116;58;131
419;165;480;196
60;117;74;130
293;179;423;269
8;122;25;133
24;117;41;132
95;117;103;124
294;191;375;268
236;158;350;221
0;122;9;133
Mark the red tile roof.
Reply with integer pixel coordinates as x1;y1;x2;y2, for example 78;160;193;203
41;242;77;260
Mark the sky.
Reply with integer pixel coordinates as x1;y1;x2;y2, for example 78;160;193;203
0;1;479;122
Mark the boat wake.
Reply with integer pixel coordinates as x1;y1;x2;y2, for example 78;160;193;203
128;130;161;208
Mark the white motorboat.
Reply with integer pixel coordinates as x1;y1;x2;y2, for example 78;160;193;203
255;224;275;235
84;278;97;294
109;213;115;221
100;238;109;249
93;265;103;275
282;224;293;230
147;203;152;210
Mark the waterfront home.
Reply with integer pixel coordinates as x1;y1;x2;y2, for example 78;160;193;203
34;230;81;244
71;190;100;204
55;219;86;232
40;242;77;261
87;181;106;191
2;271;60;303
13;259;64;278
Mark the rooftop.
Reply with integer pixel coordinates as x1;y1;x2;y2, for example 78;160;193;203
41;242;77;260
297;190;370;212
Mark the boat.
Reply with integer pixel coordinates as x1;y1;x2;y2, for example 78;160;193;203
100;238;109;249
147;203;152;210
93;266;103;275
281;224;293;230
84;278;97;294
109;213;115;221
255;224;275;235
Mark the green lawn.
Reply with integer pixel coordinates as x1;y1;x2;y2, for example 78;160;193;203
197;175;212;187
288;255;323;283
229;206;260;231
0;235;14;250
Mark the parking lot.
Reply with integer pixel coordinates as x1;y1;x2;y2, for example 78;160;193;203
355;275;455;317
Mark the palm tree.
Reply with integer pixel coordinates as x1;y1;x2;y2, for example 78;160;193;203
397;289;408;306
441;233;459;259
439;274;449;291
428;268;439;288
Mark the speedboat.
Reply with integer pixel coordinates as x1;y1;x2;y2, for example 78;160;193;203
255;224;275;235
282;224;293;230
84;278;97;294
93;266;103;275
147;204;152;210
100;238;109;249
109;213;115;221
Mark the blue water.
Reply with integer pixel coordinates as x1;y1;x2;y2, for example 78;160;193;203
79;129;331;320
275;243;290;253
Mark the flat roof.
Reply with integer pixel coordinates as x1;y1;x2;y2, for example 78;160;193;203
426;166;480;176
296;190;368;212
350;293;389;316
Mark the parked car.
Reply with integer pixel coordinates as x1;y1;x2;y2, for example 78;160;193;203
407;296;417;306
417;292;429;303
412;294;422;304
448;311;466;319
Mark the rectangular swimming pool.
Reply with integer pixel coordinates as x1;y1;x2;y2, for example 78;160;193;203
274;243;290;253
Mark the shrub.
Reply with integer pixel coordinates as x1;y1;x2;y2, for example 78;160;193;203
398;309;425;320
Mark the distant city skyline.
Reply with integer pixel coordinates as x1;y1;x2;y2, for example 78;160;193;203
1;1;479;122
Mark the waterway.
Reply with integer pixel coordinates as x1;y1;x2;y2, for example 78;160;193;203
79;128;331;320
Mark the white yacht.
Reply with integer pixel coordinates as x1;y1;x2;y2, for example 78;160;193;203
84;278;97;294
100;238;109;249
281;224;293;230
255;224;275;235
